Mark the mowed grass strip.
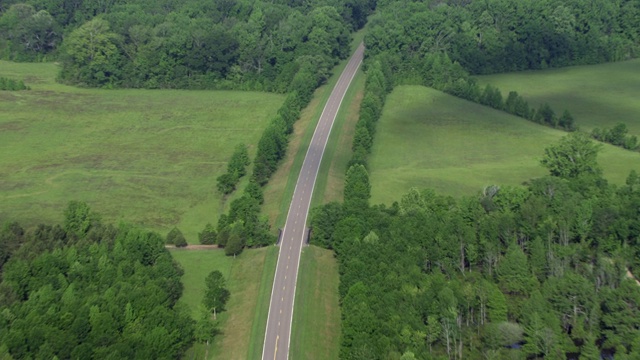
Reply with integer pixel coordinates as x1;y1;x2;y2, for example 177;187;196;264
0;61;283;242
476;59;640;135
312;68;365;206
369;86;640;203
290;246;341;360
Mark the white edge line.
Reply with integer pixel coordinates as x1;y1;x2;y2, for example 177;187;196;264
286;43;364;359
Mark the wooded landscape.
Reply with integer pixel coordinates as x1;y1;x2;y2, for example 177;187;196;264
3;0;640;358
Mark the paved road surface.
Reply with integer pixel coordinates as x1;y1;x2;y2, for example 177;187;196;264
261;43;364;360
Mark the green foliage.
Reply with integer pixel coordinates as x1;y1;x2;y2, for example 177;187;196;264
60;18;120;87
197;223;217;245
202;270;230;317
0;76;28;90
330;137;640;358
0;4;60;60
541;133;602;179
4;0;369;90
166;227;187;247
194;310;217;345
343;164;371;215
0;212;194;359
63;201;98;237
497;244;536;296
216;144;251;195
592;123;639;150
224;221;245;257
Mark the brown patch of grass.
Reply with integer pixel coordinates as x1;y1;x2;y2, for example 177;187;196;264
0;121;25;131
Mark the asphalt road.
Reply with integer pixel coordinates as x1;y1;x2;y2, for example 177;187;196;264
261;43;364;360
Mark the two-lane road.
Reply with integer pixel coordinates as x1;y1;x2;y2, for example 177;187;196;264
262;43;364;360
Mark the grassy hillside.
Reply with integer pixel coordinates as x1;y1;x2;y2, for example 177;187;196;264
476;59;640;135
0;61;283;242
369;86;640;204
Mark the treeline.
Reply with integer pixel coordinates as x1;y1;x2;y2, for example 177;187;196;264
0;202;195;359
0;0;376;89
0;76;29;90
367;0;640;77
451;79;577;132
592;123;639;151
312;133;640;359
206;54;327;251
349;59;391;168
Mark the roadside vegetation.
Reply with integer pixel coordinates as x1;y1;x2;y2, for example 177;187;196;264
291;246;342;360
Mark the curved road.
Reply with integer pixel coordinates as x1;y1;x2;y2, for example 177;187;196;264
261;43;364;360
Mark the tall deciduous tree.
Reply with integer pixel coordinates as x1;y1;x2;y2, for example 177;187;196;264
61;18;120;86
203;270;230;319
541;133;602;179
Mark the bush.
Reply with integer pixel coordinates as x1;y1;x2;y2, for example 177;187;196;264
167;227;187;247
198;223;217;245
0;77;29;90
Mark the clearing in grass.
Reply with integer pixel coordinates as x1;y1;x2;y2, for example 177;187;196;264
368;85;640;204
0;61;283;242
476;59;640;135
290;246;341;360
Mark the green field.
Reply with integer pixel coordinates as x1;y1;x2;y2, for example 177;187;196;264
0;61;283;242
369;86;640;204
477;59;640;135
290;246;341;360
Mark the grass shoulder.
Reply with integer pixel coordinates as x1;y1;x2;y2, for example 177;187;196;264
290;246;341;360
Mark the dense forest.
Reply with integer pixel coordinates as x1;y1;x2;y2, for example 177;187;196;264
0;202;195;359
367;0;640;78
0;0;374;88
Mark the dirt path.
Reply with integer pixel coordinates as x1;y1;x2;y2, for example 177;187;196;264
165;244;220;250
626;268;640;286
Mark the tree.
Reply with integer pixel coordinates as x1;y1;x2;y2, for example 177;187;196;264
497;243;536;295
541;132;602;179
60;18;121;86
224;221;245;256
194;310;217;345
558;110;576;131
198;223;217;245
344;164;371;215
203;270;230;319
166;227;187;247
64;201;98;237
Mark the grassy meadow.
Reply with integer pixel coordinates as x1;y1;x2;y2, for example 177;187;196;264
368;86;640;204
477;59;640;135
0;61;283;242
